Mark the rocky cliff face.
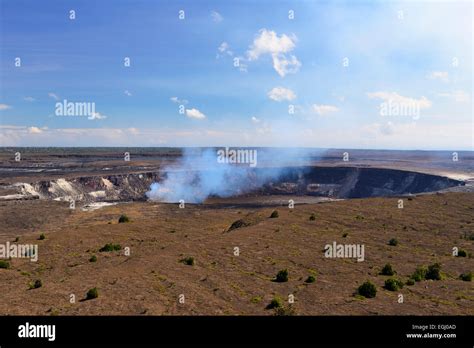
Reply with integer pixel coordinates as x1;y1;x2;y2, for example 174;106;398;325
0;166;464;204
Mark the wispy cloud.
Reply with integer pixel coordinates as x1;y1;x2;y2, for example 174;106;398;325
48;92;59;100
211;10;223;23
0;103;12;110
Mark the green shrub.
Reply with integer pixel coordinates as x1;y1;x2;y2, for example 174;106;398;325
457;249;467;257
274;305;296;316
459;272;472;282
250;296;262;304
180;257;194;266
89;255;97;262
266;296;283;309
270;210;279;218
118;214;130;223
0;260;10;269
275;269;288;282
305;275;316;283
29;279;42;289
380;263;396;276
99;243;121;252
426;263;442;280
388;238;398;246
357;281;377;298
406;279;415;286
309;213;316;221
38;233;45;240
86;287;98;300
384;278;404;291
411;266;427;282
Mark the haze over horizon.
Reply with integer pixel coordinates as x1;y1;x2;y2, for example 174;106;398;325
0;0;472;150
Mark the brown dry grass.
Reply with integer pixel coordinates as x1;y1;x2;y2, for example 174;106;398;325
0;192;472;315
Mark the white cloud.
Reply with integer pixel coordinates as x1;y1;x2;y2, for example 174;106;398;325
312;104;339;115
185;108;206;120
88;112;107;120
0;104;12;110
251;116;260;123
427;71;449;82
124;90;132;97
267;87;296;102
170;96;188;104
367;91;432;109
48;92;59;100
28;126;43;134
211;10;223;23
437;90;469;102
23;97;35;102
247;29;300;77
217;42;233;58
272;54;301;77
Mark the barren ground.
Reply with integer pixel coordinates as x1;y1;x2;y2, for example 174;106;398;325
0;192;472;315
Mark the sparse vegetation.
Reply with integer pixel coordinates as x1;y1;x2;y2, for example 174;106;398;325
227;219;251;232
357;281;377;298
388;238;398;246
270;210;279;218
342;232;348;238
425;263;442;280
384;278;404;291
266;296;283;309
86;287;99;300
250;296;262;304
89;255;97;262
406;279;415;286
380;263;396;276
0;260;10;269
274;305;296;316
29;279;42;289
305;275;316;283
180;257;195;266
38;233;45;240
99;243;121;252
275;269;288;282
118;214;130;223
459;272;472;281
411;266;427;282
309;213;316;221
355;214;364;220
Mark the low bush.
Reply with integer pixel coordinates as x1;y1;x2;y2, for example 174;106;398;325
357;281;377;298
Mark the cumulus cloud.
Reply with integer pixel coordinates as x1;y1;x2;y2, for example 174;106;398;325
251;116;260;123
48;92;59;100
28;126;43;134
437;90;469;102
88;112;107;120
211;10;223;23
367;91;432;109
267;87;296;102
185;108;206;120
0;104;12;110
427;71;449;82
24;96;35;102
247;29;301;77
124;90;132;97
312;104;339;115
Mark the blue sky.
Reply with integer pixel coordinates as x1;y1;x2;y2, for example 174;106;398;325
0;0;472;149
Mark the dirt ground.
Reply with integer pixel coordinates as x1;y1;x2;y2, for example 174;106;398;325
0;192;473;315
